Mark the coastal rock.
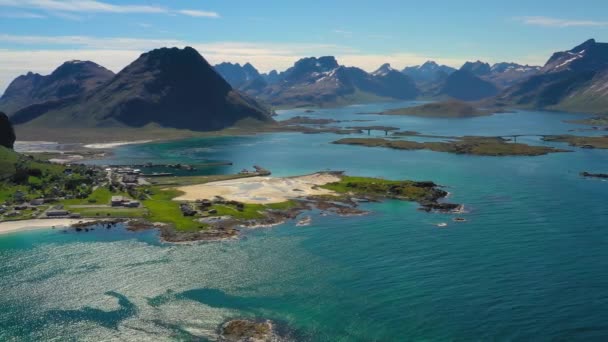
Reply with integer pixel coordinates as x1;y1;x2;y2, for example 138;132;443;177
580;171;608;178
219;319;282;342
0;112;16;149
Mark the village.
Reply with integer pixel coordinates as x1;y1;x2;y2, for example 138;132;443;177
0;158;274;228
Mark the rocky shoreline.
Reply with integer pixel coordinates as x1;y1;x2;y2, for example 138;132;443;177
62;174;461;243
219;319;285;342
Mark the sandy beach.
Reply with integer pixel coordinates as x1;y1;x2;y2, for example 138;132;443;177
0;219;96;235
174;173;341;204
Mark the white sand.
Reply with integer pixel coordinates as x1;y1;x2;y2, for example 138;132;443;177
174;173;341;204
0;219;96;235
84;140;153;149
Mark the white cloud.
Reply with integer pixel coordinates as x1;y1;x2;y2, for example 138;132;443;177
0;11;46;18
0;0;165;13
177;10;220;18
0;0;219;18
516;16;608;28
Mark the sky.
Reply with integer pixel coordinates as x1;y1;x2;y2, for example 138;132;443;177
0;0;607;93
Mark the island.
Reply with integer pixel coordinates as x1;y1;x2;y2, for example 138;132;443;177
333;136;569;156
380;100;499;118
542;135;608;149
1;144;461;242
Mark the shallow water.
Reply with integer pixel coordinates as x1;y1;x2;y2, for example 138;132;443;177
2;102;608;341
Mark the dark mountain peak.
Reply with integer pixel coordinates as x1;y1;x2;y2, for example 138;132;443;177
372;63;397;76
542;39;608;73
571;38;597;53
402;61;455;83
216;61;241;68
0;112;16;149
0;59;113;115
214;61;262;88
440;69;498;101
460;61;491;76
141;46;212;70
421;61;439;68
293;56;339;72
49;60;114;80
281;56;340;83
490;62;540;73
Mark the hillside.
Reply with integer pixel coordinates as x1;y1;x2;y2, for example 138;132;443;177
497;39;608;114
11;47;274;131
0;61;114;115
438;69;499;101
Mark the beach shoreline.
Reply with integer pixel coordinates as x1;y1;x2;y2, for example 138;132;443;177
0;219;97;236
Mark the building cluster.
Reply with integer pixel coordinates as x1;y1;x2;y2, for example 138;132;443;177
111;196;140;208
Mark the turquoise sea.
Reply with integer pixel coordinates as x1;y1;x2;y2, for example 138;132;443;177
2;102;608;341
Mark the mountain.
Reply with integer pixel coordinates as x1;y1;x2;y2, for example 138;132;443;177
486;63;540;88
0;112;16;149
247;57;418;107
262;70;281;84
11;47;273;130
460;61;492;76
402;61;456;83
214;62;263;88
497;39;608;113
0;61;114;115
438;69;499;101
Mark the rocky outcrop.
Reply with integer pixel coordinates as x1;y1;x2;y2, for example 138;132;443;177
0;112;16;149
219;319;282;342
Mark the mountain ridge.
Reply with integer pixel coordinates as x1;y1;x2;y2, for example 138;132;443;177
0;61;115;115
11;47;274;131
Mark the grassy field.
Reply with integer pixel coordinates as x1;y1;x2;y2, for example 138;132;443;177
68;207;147;218
143;188;206;232
60;187;123;206
321;176;432;201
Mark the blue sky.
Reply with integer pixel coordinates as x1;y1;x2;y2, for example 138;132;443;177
0;0;607;92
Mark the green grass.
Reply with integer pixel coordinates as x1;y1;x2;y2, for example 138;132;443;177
208;204;266;220
320;176;430;200
143;188;206;232
68;207;147;218
60;187;122;206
